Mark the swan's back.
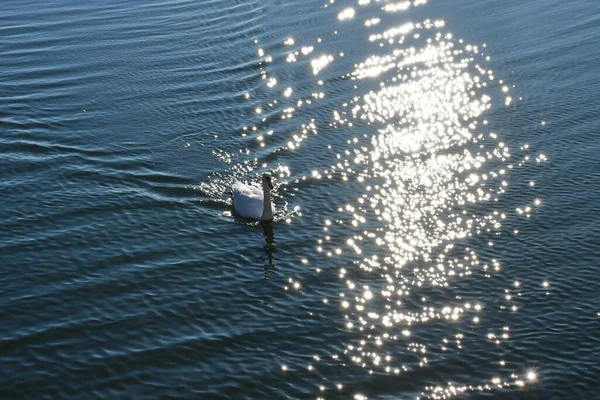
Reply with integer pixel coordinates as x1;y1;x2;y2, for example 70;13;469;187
231;181;264;220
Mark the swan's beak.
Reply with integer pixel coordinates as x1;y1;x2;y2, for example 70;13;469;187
263;174;274;189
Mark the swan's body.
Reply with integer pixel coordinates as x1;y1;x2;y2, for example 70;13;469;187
231;174;274;221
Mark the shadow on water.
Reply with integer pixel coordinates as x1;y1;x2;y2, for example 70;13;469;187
260;222;278;280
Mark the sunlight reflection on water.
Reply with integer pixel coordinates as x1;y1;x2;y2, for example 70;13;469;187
305;3;544;398
200;0;546;396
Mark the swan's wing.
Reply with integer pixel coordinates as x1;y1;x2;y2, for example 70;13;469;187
232;180;262;199
232;180;264;219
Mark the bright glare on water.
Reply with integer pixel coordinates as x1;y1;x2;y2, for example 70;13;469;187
199;0;550;397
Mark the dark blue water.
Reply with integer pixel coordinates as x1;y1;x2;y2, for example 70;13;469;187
1;0;599;398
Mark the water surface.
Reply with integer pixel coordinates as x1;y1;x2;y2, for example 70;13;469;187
1;0;599;398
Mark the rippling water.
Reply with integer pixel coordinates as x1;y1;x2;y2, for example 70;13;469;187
2;0;599;398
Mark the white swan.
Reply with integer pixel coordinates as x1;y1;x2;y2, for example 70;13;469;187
231;174;274;221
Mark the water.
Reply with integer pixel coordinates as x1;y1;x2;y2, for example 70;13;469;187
1;0;599;398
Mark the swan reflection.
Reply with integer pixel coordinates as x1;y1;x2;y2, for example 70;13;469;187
261;222;277;279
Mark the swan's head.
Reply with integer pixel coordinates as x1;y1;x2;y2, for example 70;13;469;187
262;174;274;190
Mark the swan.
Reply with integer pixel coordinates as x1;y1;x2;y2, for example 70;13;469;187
231;174;274;221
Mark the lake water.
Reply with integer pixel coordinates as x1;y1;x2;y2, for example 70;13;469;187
1;0;599;398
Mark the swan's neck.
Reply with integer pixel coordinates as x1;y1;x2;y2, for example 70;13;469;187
260;185;273;221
